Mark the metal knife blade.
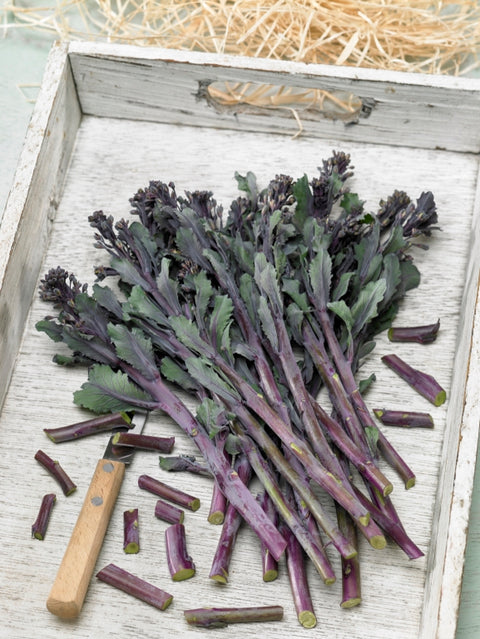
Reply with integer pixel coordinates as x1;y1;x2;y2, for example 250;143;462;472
46;410;149;619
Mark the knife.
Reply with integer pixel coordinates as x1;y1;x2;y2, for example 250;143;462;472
46;410;149;619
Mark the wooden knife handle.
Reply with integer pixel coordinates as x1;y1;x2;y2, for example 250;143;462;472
46;458;125;618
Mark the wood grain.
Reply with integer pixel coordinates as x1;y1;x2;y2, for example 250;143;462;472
46;458;126;618
1;42;480;639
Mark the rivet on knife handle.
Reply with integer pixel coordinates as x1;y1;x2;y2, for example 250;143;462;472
46;458;125;618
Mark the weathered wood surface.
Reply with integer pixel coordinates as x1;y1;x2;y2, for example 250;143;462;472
68;41;480;153
1;42;480;639
0;41;80;411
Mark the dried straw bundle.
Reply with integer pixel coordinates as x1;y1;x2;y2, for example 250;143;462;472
2;0;480;75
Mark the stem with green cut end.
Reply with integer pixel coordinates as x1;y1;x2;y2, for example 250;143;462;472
208;431;229;524
208;482;227;524
96;563;173;610
43;411;131;443
374;408;434;429
123;508;140;554
305;318;417;493
113;432;175;452
34;449;77;496
257;491;279;582
32;493;56;540
231;408;354;562
303;322;393;495
281;521;317;629
209;455;251;583
165;523;195;581
388;319;440;344
154;498;184;525
138;474;200;511
376;431;415;490
336;505;361;609
240;430;343;579
212;359;371;528
125;366;287;562
382;353;447;406
184;605;284;628
159;454;212;477
352;485;424;560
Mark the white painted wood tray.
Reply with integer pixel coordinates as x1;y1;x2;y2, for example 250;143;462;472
1;41;480;639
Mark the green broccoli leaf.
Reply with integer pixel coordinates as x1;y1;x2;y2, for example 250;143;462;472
209;295;234;354
160;356;199;392
351;279;387;336
73;364;154;413
108;323;158;380
234;170;258;204
185;357;240;403
309;249;332;308
292;174;312;228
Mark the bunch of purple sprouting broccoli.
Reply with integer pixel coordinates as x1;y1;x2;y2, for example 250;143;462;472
36;150;441;626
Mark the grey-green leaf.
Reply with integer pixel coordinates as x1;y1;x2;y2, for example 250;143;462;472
73;364;153;413
351;279;387;336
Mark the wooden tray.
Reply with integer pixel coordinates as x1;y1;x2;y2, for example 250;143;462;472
1;41;480;639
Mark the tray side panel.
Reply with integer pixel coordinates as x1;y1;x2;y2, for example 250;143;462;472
432;169;480;639
0;42;82;412
67;44;480;153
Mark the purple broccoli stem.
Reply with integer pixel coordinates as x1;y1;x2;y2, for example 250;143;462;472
44;411;131;443
123;508;140;554
257;491;279;582
382;353;446;406
184;605;284;628
32;493;56;540
96;563;173;610
138;474;200;511
34;449;77;496
113;432;175;452
209;455;251;583
208;482;227;524
165;523;195;581
376;429;416;489
374;409;434;429
208;432;229;524
159;454;212;476
281;522;317;629
388;319;440;344
154;498;184;525
336;505;361;608
352;486;424;560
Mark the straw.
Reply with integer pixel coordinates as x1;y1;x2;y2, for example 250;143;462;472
1;1;479;76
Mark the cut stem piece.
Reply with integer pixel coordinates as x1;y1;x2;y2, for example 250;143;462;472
154;498;184;525
382;354;446;406
123;508;140;554
165;523;195;581
96;563;173;610
184;605;284;628
373;409;434;428
388;319;440;344
44;411;131;443
34;449;77;496
113;432;175;452
138;474;200;510
32;493;56;540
